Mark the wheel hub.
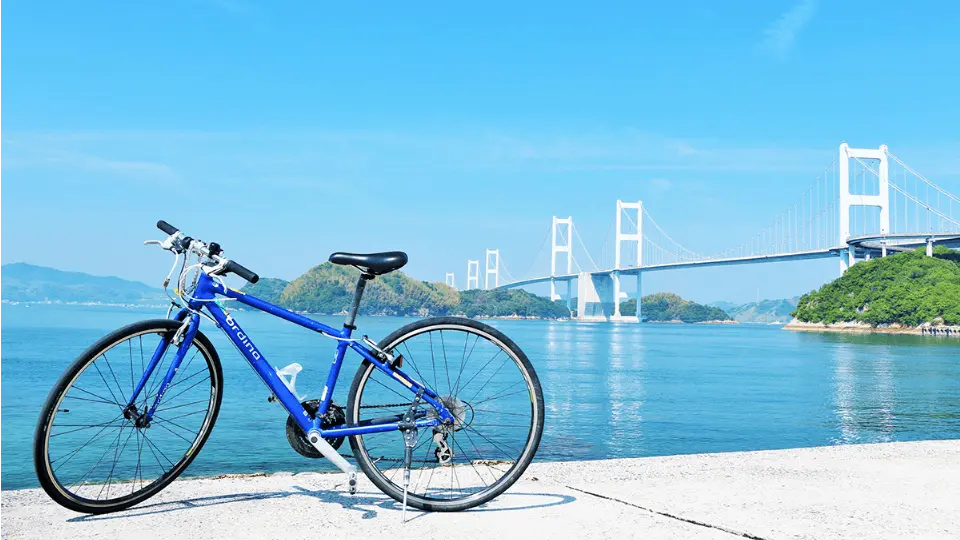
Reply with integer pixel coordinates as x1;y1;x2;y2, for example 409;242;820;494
428;396;473;433
122;404;151;428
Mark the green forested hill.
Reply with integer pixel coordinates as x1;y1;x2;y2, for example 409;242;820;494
457;289;571;319
792;246;960;326
618;292;732;322
240;263;570;319
279;263;459;316
240;277;289;304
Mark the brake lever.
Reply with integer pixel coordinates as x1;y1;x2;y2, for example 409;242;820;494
144;232;182;252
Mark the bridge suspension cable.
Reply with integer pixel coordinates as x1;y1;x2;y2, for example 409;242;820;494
496;224;553;285
499;258;518;284
884;149;960;234
702;157;840;261
571;223;600;271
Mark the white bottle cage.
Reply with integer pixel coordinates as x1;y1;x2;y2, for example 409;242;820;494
275;363;307;401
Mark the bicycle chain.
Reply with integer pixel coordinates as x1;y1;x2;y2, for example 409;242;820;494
358;403;411;409
336;453;438;464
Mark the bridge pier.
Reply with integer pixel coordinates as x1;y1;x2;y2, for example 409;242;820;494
575;272;639;322
612;271;621;318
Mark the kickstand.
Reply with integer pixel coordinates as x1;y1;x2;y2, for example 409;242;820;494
399;388;423;523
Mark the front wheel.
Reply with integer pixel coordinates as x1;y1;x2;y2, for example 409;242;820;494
347;316;545;512
34;319;224;514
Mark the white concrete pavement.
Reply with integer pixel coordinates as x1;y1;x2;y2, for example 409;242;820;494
3;439;958;540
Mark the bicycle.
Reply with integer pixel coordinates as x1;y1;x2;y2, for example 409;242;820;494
33;220;545;516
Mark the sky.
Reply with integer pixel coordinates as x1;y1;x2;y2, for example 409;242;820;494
3;1;960;304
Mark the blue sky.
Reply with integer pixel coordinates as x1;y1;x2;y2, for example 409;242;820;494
3;1;959;304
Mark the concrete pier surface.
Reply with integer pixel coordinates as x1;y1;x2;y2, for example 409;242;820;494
3;439;958;540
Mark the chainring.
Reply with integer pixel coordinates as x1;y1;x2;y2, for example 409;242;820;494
285;400;346;459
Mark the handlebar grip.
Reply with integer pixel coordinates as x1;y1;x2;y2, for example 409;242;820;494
157;220;179;235
225;260;259;284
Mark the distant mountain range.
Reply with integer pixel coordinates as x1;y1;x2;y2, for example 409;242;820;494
1;261;802;324
0;262;570;319
708;297;799;324
1;263;167;304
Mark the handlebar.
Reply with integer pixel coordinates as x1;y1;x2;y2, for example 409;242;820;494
154;220;260;284
224;260;259;284
157;220;179;236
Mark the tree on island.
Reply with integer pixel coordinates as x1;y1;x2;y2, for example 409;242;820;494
792;246;960;327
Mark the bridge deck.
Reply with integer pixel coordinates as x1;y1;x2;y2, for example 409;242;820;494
499;248;840;289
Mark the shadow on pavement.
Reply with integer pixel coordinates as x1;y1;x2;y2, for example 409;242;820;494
65;486;576;523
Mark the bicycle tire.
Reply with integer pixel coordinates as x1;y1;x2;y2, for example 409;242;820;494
347;316;544;512
34;319;223;514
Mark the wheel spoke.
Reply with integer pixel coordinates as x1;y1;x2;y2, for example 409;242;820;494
452;333;481;397
455;349;502;399
440;330;452;397
51;413;126;469
400;342;431;388
40;326;219;510
457;430;499;485
427;332;439;394
100;352;128;405
464;426;523;459
354;323;540;508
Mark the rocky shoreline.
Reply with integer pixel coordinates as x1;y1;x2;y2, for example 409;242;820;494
784;319;960;337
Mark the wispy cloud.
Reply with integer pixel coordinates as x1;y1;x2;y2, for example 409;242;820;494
760;0;817;60
1;129;841;181
2;139;176;180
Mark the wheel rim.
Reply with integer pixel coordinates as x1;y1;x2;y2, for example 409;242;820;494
352;324;541;505
42;329;219;506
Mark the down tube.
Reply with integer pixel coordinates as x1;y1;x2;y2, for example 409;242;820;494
204;303;314;433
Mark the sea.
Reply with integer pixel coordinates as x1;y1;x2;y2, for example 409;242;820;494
2;303;959;490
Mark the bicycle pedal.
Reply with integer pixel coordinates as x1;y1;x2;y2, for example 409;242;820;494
348;471;358;495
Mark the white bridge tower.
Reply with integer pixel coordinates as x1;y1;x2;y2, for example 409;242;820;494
838;143;889;273
551;216;573;307
613;200;643;321
485;249;500;289
466;260;479;290
445;272;456;289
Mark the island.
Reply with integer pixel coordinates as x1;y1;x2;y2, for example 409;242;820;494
618;292;734;323
787;246;960;335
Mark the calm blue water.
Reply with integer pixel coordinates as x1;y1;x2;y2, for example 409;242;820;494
3;303;959;490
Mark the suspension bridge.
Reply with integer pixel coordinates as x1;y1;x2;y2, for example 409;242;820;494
445;143;960;322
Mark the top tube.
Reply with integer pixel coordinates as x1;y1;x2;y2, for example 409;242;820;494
193;273;349;338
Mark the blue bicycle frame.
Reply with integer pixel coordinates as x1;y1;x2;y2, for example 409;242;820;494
124;271;455;441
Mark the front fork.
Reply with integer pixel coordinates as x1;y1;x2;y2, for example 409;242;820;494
125;313;200;426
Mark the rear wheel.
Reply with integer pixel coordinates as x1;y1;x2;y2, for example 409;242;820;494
348;317;544;512
34;319;223;514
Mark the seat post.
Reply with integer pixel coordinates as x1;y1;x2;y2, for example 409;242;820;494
344;273;374;330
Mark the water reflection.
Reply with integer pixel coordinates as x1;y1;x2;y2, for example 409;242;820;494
541;321;587;456
606;324;645;455
829;333;955;444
